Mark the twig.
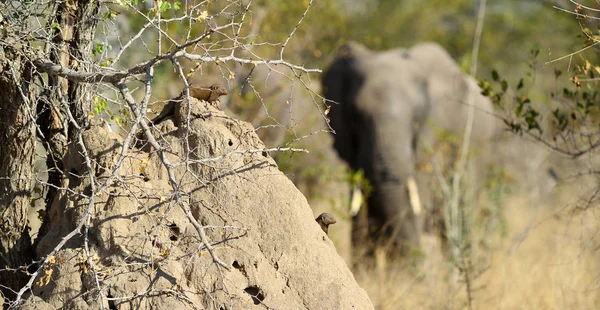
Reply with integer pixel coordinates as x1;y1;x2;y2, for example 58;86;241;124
177;147;308;166
116;77;230;270
448;1;487;309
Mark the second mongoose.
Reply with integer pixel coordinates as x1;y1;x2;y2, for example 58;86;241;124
150;84;228;125
315;213;337;235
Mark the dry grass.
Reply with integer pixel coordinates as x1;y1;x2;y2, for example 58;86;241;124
346;189;600;309
295;108;600;309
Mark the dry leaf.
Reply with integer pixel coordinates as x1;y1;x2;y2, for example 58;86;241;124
198;11;208;21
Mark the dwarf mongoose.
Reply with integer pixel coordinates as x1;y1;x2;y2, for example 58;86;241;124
150;84;228;125
315;213;337;235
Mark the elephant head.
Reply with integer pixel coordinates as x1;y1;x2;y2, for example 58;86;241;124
321;42;496;256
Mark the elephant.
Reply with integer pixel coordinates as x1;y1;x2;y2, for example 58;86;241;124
321;41;497;255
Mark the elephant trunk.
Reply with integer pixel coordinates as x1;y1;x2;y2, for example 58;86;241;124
367;181;421;253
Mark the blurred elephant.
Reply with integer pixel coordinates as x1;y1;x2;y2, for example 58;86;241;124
321;41;497;255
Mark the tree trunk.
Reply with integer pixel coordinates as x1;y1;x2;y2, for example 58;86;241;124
36;0;99;244
0;0;100;297
0;47;37;298
68;0;99;129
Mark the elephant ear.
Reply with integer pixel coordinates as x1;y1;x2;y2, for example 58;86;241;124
409;43;475;133
410;42;497;143
321;43;368;169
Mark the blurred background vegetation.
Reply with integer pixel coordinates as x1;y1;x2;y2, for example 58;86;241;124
259;1;600;308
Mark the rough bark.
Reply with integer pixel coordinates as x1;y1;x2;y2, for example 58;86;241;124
37;0;100;245
67;0;100;129
0;1;100;297
0;46;37;298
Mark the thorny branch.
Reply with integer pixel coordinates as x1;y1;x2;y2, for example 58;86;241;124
1;0;324;307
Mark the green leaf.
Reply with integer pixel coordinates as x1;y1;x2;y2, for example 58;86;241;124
517;78;524;90
554;69;562;78
173;1;181;10
99;58;113;67
94;98;108;114
492;93;502;106
501;80;508;92
159;1;171;12
51;21;61;33
478;80;493;97
103;9;120;20
92;42;105;57
491;70;499;81
112;116;121;125
524;107;542;133
503;119;521;134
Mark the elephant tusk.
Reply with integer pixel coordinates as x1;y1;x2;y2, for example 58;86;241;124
349;185;363;216
407;176;422;216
